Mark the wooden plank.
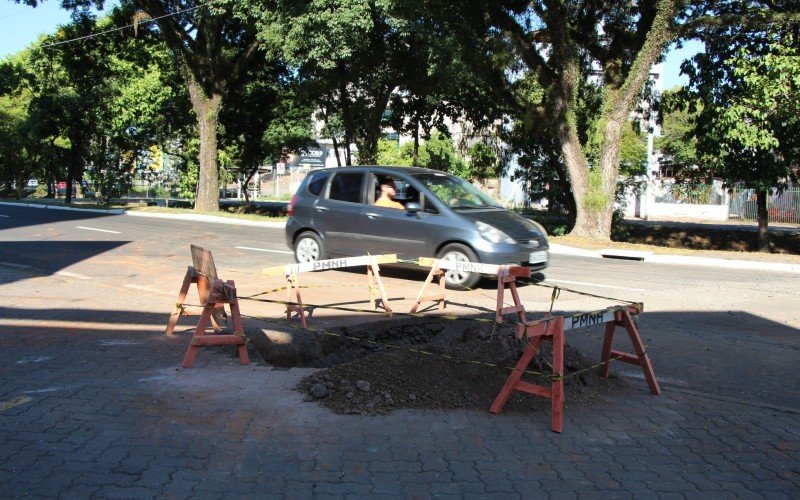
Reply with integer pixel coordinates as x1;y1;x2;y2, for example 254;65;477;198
190;245;218;279
608;350;641;365
263;254;398;276
191;335;246;346
514;381;552;398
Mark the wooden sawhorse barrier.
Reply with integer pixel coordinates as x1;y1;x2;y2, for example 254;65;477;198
182;277;249;368
490;303;659;433
165;245;249;368
411;258;531;321
263;254;397;327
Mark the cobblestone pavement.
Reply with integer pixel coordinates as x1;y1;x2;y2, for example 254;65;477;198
1;266;799;498
2;326;798;498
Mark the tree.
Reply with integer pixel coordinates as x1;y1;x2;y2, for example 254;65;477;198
219;58;314;202
681;32;799;251
25;13;120;204
280;0;409;166
655;88;702;179
0;52;55;197
449;0;681;239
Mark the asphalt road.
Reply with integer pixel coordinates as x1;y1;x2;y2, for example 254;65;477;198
1;204;799;411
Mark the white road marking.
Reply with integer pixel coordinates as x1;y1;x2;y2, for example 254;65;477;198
0;262;32;270
619;370;689;387
236;245;293;255
546;279;646;292
16;356;51;365
100;340;141;346
55;271;92;280
76;225;121;234
0;214;9;218
124;284;172;295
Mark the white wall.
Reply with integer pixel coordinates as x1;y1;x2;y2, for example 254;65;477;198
648;203;729;221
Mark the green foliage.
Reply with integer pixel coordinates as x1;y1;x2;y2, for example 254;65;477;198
417;132;467;174
683;31;799;192
374;133;469;175
656;89;701;178
376;139;413;166
584;169;609;213
619;125;648;177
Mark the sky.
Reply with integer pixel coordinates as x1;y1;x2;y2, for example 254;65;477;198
0;3;703;89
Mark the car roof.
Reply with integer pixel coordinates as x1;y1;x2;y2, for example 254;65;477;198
309;165;448;176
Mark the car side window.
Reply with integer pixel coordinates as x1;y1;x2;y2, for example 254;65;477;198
306;172;329;196
328;172;364;203
370;174;420;206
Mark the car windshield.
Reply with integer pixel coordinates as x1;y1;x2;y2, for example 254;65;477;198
412;173;501;209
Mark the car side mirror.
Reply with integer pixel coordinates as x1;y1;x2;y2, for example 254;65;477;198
405;202;422;214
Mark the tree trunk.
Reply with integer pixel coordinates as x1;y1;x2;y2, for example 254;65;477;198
187;77;222;212
756;189;770;252
15;176;25;198
65;171;74;204
412;122;420;167
331;135;342;167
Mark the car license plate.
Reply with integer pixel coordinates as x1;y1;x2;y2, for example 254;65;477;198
529;251;547;264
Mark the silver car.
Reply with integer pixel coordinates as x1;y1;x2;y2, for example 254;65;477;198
285;166;549;288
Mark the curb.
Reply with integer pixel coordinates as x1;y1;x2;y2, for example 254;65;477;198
122;210;286;228
0;201;124;215
0;201;284;228
548;243;800;274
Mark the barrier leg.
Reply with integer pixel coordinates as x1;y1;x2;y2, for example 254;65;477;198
182;305;212;367
367;263;393;316
182;280;249;368
227;280;250;365
410;266;446;314
285;272;307;327
165;267;195;336
551;319;565;433
490;317;565;433
599;310;660;395
496;272;527;324
489;335;543;413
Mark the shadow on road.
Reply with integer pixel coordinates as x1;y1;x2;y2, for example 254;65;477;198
0;241;131;285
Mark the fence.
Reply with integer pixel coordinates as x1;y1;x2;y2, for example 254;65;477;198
124;171;298;201
729;188;800;224
654;182;726;205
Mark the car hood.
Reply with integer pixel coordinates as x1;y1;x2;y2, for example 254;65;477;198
457;209;549;247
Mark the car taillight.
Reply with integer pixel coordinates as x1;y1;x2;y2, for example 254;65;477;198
287;194;297;216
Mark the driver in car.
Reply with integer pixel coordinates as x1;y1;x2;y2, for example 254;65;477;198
374;182;404;209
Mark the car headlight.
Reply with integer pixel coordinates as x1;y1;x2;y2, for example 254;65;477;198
475;221;516;244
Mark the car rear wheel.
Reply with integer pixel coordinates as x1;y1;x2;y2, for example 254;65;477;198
294;232;325;263
437;243;481;290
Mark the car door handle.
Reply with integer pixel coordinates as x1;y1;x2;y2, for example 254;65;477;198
365;212;382;219
314;206;329;212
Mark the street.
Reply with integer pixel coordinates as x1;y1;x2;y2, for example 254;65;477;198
1;204;799;497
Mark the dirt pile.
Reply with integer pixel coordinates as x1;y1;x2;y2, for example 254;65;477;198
249;316;628;415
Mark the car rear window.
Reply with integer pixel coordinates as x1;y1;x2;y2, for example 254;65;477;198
306;172;329;196
329;172;364;203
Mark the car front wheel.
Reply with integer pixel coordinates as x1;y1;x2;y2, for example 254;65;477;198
437;243;481;290
294;232;325;263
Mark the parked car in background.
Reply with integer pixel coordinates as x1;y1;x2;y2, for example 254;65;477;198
285;166;549;289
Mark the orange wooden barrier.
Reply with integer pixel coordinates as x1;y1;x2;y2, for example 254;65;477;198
599;307;660;395
490;316;565;432
264;254;396;327
165;246;249;368
181;277;249;368
490;297;659;433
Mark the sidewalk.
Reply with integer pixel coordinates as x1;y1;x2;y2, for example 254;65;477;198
1;259;798;498
0;216;800;500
